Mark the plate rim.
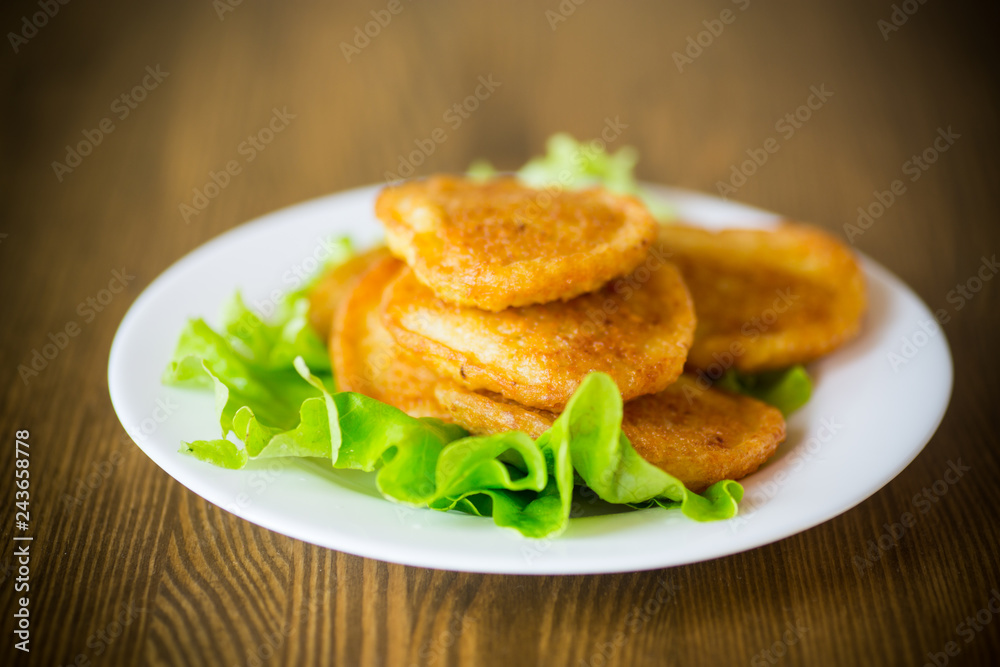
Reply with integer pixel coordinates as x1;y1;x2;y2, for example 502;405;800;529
108;183;954;574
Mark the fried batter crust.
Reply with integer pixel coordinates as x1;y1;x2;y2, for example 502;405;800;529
658;223;867;372
375;176;658;311
331;255;451;420
307;246;390;341
435;375;786;491
383;256;695;411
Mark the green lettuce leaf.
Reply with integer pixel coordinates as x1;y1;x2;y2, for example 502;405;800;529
716;365;813;416
468;133;675;220
283;236;355;303
163;285;742;538
549;374;743;520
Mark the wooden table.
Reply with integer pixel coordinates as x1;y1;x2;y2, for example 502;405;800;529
2;0;998;664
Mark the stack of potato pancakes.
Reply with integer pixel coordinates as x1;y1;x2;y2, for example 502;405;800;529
308;176;866;491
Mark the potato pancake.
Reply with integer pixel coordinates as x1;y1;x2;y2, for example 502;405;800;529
375;176;658;311
435;375;786;492
331;255;451;420
307;246;390;341
658;223;866;372
382;256;695;411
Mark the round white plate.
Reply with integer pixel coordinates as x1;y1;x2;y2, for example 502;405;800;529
108;184;953;574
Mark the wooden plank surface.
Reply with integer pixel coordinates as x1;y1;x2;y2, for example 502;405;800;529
2;0;999;665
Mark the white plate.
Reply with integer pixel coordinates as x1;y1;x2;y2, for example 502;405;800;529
108;184;953;574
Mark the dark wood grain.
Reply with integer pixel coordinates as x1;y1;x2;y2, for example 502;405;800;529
2;0;999;665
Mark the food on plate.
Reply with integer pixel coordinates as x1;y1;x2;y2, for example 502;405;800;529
331;253;450;420
381;256;695;410
620;378;785;492
165;134;867;539
307;246;390;340
657;223;867;372
435;375;785;491
375;175;658;311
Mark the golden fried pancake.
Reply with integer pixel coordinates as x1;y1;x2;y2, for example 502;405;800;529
375;176;658;311
383;256;695;411
435;375;786;492
308;246;390;341
331;255;450;420
621;377;785;492
435;383;557;437
658;223;866;372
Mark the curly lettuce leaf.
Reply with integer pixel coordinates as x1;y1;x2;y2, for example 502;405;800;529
717;365;813;416
164;292;742;538
468;133;674;220
550;373;744;520
283;236;355;303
